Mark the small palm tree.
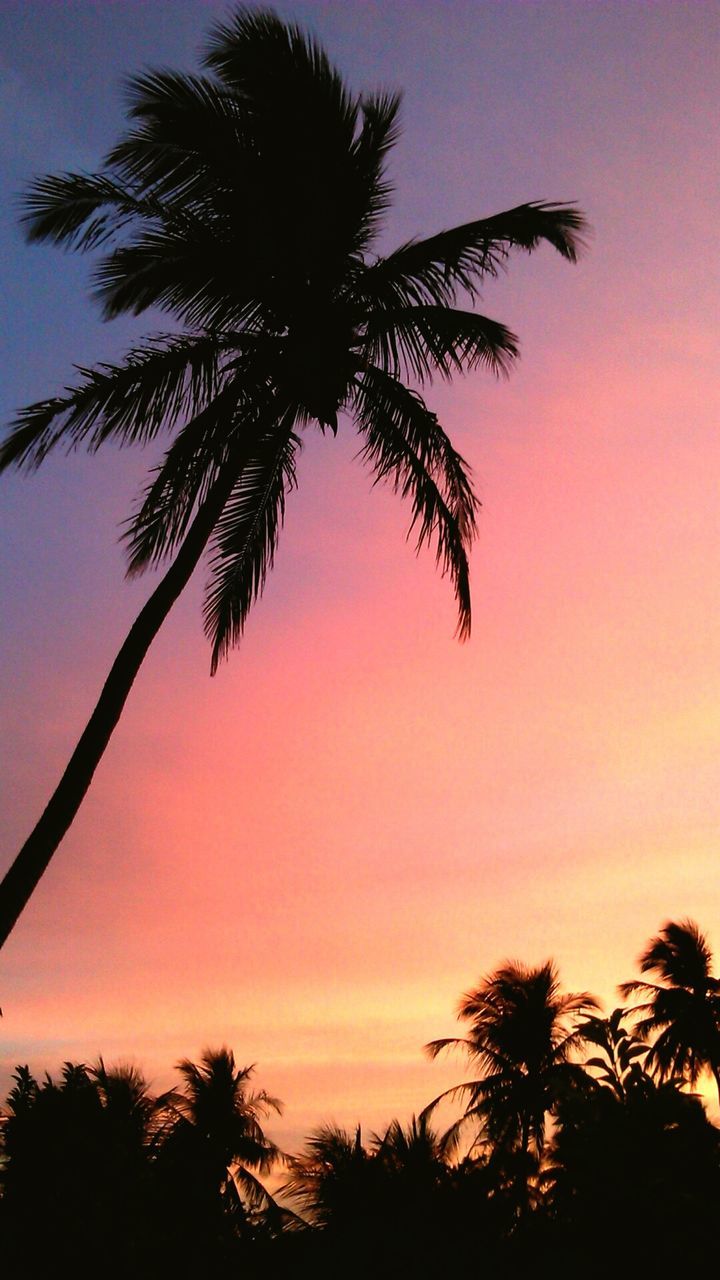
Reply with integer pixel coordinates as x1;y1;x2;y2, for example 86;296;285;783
161;1047;282;1228
281;1123;371;1229
371;1114;452;1242
620;919;720;1103
372;1112;448;1180
424;961;598;1167
283;1117;455;1268
0;6;586;947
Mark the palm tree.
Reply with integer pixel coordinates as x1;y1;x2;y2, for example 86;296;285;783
424;961;598;1169
0;7;586;946
372;1112;448;1185
370;1114;454;1251
620;918;720;1103
0;1050;283;1269
159;1046;282;1230
283;1117;455;1268
281;1123;372;1230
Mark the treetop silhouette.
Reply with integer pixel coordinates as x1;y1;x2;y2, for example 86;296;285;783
424;959;598;1162
620;918;720;1103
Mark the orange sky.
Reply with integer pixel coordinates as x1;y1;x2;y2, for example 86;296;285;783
1;1;719;1149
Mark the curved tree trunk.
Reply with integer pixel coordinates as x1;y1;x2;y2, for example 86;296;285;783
0;465;238;950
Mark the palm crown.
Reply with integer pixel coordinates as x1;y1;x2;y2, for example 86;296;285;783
620;919;720;1101
425;961;598;1160
0;7;585;946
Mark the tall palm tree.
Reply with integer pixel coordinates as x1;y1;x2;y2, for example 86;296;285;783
620;918;720;1103
0;7;586;946
424;961;598;1167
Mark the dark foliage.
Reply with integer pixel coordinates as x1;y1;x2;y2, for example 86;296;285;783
621;918;720;1102
3;927;718;1273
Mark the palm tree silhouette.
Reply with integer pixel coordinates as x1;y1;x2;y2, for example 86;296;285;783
424;961;598;1170
373;1112;448;1183
282;1117;456;1269
0;1050;281;1268
161;1046;282;1229
370;1114;454;1254
281;1123;371;1230
620;919;720;1104
0;7;586;946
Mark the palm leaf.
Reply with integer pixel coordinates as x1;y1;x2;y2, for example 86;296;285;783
362;201;587;309
108;69;254;202
204;8;393;287
0;333;224;472
21;172;149;251
639;919;715;989
363;304;518;384
353;366;478;639
204;8;358;141
123;384;244;574
232;1163;280;1212
92;226;233;325
350;91;402;248
204;419;299;673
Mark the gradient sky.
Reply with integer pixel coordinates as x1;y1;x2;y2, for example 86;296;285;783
1;0;719;1149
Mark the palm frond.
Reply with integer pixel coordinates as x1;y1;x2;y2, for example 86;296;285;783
91;227;223;325
349;91;402;251
204;8;358;141
556;988;601;1018
424;1035;474;1062
23;82;253;251
233;1163;279;1211
356;91;402;168
204;418;299;673
0;333;224;472
423;1084;508;1161
364;305;518;384
422;1077;498;1116
639;919;715;990
352;366;478;639
108;69;253;202
123;383;243;574
618;978;662;1003
362;201;587;309
425;1037;512;1087
21;172;155;251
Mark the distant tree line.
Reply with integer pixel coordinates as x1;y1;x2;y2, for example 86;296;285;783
2;919;719;1274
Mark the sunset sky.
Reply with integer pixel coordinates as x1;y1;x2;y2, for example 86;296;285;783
1;0;718;1150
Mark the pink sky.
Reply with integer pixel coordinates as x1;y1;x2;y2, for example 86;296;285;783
1;1;719;1148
